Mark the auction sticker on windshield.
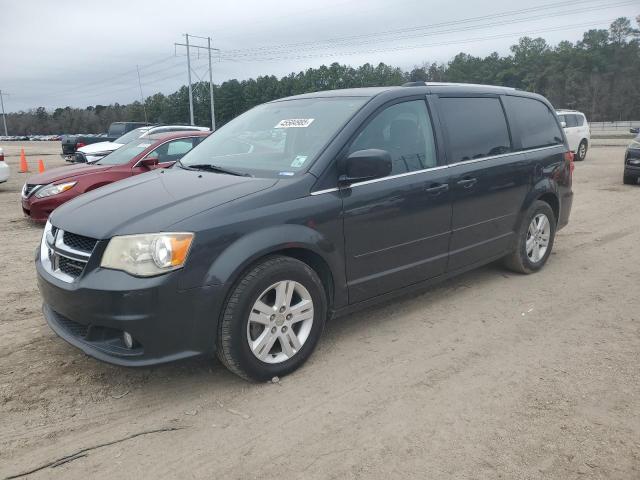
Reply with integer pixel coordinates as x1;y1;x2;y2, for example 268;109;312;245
291;155;307;167
274;118;315;128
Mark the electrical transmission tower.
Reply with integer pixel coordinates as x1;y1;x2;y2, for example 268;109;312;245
175;34;219;130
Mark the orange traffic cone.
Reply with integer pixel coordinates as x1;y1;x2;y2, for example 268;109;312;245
38;159;45;173
18;148;29;173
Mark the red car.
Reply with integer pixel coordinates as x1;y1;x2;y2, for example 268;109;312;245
22;131;209;222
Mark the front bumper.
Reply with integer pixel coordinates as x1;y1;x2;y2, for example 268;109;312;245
37;252;226;366
22;188;83;222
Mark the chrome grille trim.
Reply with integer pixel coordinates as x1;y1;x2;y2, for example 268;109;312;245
41;222;95;283
22;183;43;199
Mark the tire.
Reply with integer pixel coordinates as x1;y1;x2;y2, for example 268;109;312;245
623;174;637;185
575;140;588;161
503;200;556;274
217;255;327;381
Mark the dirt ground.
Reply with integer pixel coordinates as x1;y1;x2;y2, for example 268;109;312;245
0;141;638;479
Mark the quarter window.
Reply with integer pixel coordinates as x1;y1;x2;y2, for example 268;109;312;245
505;96;564;149
438;97;512;163
349;100;437;175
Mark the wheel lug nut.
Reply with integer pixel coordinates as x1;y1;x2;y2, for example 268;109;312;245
281;326;287;333
270;314;276;321
271;327;276;333
279;306;286;313
286;314;292;320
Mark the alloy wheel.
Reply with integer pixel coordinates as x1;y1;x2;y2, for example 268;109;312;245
526;213;550;263
246;281;314;364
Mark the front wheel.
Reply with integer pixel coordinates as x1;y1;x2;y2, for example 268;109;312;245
623;174;637;185
504;200;556;274
217;256;327;381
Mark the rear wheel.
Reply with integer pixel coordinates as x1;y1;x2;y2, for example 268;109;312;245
217;256;327;381
504;200;556;274
575;140;588;161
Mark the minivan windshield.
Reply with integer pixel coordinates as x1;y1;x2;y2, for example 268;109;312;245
178;97;368;177
96;138;154;165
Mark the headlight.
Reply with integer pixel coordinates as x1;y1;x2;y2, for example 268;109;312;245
628;140;640;149
35;181;77;198
100;232;194;277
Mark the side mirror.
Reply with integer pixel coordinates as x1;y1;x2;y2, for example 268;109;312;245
140;156;159;168
560;121;567;128
339;149;392;186
630;127;639;134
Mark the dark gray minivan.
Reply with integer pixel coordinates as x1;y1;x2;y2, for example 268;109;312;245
37;82;573;381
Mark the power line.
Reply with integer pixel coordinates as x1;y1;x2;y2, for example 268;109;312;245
220;0;620;56
219;0;633;61
222;18;619;63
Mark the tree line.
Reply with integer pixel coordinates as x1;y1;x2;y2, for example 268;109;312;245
5;16;640;135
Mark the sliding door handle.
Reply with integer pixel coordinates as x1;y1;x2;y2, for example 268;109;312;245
457;178;478;188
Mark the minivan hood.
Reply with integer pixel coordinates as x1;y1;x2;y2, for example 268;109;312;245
50;168;279;238
78;141;122;154
26;163;114;185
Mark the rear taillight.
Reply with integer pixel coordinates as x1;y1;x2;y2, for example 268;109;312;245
76;142;86;149
564;151;574;174
0;150;4;162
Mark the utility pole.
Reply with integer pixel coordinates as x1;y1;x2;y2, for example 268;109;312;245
136;65;148;123
0;90;8;136
185;34;195;125
175;34;219;129
207;36;216;131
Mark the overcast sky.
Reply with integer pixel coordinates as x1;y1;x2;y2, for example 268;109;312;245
1;0;637;112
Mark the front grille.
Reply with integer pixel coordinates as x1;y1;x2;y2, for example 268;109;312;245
63;231;98;253
43;225;97;282
58;256;86;277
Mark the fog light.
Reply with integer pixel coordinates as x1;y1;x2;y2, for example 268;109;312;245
123;332;134;349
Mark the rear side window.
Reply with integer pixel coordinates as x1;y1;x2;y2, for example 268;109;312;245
565;115;578;128
109;123;126;137
505;97;563;150
438;97;512;163
574;114;585;126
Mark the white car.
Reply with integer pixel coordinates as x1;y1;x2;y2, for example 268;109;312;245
0;148;9;184
76;125;210;163
556;110;590;161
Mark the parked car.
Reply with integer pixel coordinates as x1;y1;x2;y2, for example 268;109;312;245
73;125;210;164
0;147;9;184
36;83;573;381
624;127;640;185
60;122;150;158
556;110;590;161
22;131;209;221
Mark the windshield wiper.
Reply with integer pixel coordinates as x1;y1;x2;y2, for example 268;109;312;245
184;163;252;177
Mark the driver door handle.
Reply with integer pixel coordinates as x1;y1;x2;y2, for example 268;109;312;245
424;183;449;195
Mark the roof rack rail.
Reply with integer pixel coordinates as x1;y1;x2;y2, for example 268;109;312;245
401;81;427;87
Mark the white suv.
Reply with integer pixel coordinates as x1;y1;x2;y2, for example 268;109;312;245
556;110;590;161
